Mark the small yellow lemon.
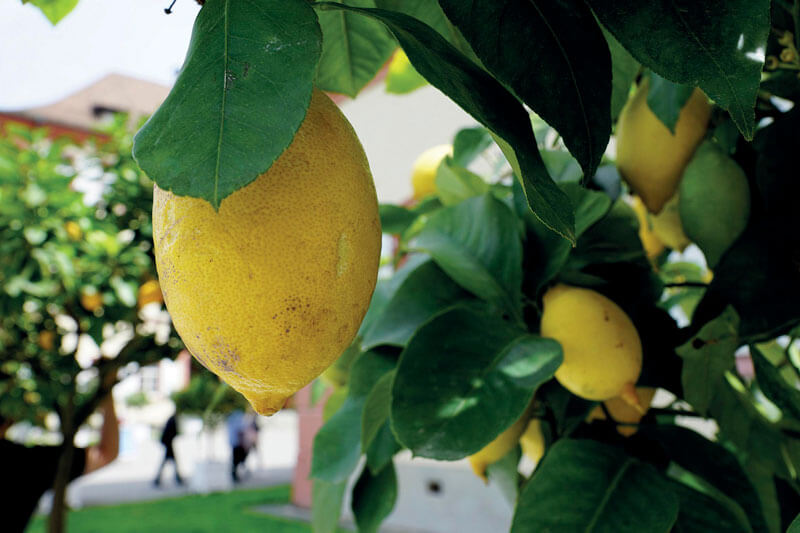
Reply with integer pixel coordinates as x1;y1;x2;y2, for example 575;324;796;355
587;387;656;436
64;221;82;241
38;330;56;351
650;193;691;251
519;418;545;464
616;79;711;213
468;407;531;482
411;144;452;201
137;279;164;309
385;49;428;94
153;89;381;416
541;284;642;403
80;289;103;312
628;195;664;259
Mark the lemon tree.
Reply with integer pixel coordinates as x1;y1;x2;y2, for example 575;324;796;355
0;118;183;531
24;0;800;531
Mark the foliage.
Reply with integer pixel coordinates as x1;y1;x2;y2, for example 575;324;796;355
171;365;249;424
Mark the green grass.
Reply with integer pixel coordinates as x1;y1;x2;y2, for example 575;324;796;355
27;485;318;533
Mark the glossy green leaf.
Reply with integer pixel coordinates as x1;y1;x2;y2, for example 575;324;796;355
352;462;398;533
409;194;523;323
311;350;395;482
751;345;800;421
315;0;396;97
511;439;679;532
677;307;739;415
391;305;562;459
788;513;800;533
379;204;417;235
362;370;394;450
669;480;752;533
27;0;78;24
646;72;695;133
642;425;769;533
588;0;769;139
133;0;321;208
317;2;575;242
452;127;492;168
439;0;612;178
365;420;401;474
605;29;639;121
435;158;489;205
311;479;347;533
362;260;469;350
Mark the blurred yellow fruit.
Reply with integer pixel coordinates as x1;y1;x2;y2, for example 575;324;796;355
64;221;82;241
469;408;531;482
385;49;428;94
80;289;103;312
616;79;711;213
628;195;664;259
411;144;452;201
519;418;545;464
38;330;56;351
541;285;642;403
137;280;164;309
587;387;656;436
153;89;381;416
650;193;691;251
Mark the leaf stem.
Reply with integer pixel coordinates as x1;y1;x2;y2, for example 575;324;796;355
663;281;709;288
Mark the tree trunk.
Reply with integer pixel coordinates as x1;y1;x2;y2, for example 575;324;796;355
48;388;76;533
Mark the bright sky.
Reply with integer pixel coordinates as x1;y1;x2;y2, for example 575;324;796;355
0;0;199;109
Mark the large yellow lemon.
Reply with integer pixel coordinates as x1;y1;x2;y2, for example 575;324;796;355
468;407;531;482
587;386;656;436
541;285;642;402
411;144;452;201
616;79;711;213
153;89;381;416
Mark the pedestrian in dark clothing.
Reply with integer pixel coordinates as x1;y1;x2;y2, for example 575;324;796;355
153;413;183;487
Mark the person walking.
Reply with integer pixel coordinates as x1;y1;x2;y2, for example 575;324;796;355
152;412;183;487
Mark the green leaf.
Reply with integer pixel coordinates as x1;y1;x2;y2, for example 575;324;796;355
362;261;469;349
435;158;489;205
361;370;394;450
646;72;695;134
315;0;396;98
311;350;395;481
27;0;78;24
751;345;800;421
110;276;137;308
677;307;739;415
133;0;322;208
311;479;347;533
365;420;401;474
439;0;612;178
409;194;523;323
317;2;575;242
379;204;418;235
641;425;769;533
351;462;398;533
588;0;769;139
511;439;679;532
452;127;492;168
391;305;562;459
788;513;800;533
668;480;752;533
605;29;639;121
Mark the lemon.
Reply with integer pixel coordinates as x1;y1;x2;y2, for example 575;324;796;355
385;49;428;94
38;330;56;351
64;221;82;241
587;387;656;436
137;279;164;309
519;418;545;464
650;193;691;251
616;79;711;213
153;89;381;416
468;408;531;482
541;284;642;403
411;144;452;201
679;141;750;269
628;195;664;259
80;289;103;312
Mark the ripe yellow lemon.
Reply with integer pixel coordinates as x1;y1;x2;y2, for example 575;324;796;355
616;79;711;213
411;144;452;201
628;195;664;260
153;89;381;416
541;285;642;403
137;279;164;309
80;289;103;312
587;386;656;436
385;49;428;94
64;221;82;241
519;418;545;464
468;407;531;482
650;193;691;252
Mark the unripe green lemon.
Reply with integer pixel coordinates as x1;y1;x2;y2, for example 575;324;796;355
679;141;750;268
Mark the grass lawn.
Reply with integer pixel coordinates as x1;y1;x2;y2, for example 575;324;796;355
27;485;329;533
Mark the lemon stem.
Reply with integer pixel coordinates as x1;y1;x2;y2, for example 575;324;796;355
619;382;645;414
